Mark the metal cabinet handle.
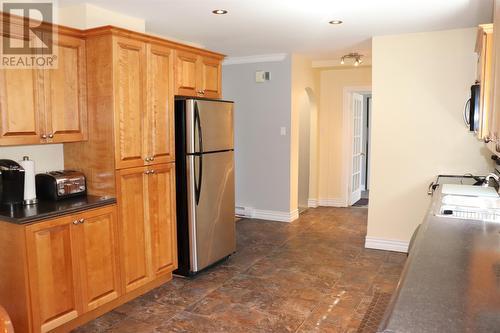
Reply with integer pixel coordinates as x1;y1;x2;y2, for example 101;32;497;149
150;157;154;161
48;133;54;139
41;134;47;139
197;90;205;95
145;157;150;162
150;170;155;174
72;220;79;225
79;218;84;224
144;170;150;175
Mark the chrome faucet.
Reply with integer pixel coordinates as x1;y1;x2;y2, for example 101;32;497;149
483;173;500;187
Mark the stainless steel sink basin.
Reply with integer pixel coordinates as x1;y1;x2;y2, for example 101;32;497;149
436;194;500;223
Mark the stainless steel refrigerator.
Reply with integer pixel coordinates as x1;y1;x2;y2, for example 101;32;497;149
174;97;236;276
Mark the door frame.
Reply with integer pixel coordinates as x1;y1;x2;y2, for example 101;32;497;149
341;86;372;206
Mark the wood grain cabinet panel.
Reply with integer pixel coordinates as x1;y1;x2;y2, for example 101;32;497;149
115;167;150;292
148;163;177;277
76;207;121;312
26;216;81;333
147;43;175;164
0;68;44;145
174;51;222;98
113;37;147;169
199;56;222;99
175;50;198;96
44;33;88;143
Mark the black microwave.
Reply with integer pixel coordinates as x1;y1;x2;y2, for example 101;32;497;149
466;84;481;132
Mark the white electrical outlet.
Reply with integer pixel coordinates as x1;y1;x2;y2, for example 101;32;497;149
280;127;286;136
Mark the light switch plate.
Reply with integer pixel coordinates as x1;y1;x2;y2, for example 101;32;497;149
280;127;286;136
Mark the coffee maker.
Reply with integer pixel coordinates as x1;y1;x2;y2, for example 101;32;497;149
0;159;25;208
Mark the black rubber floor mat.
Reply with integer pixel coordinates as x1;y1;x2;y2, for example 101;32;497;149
353;198;369;207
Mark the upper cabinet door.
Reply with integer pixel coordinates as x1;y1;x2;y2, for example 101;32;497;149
43;33;88;144
113;37;147;169
26;216;81;333
0;68;44;145
148;163;177;277
198;56;222;99
175;50;198;96
76;206;121;312
147;43;175;164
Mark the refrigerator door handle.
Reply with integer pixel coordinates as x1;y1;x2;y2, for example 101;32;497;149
194;102;204;205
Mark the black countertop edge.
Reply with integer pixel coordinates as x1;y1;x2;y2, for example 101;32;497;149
0;195;117;224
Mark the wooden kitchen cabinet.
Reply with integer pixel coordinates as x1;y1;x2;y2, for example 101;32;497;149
147;43;175;164
148;163;177;277
76;207;121;312
0;27;87;146
115;166;150;292
488;1;500;154
0;68;44;145
22;205;120;333
116;163;177;292
474;24;493;140
175;50;222;98
198;55;222;99
43;33;88;144
25;215;81;333
113;38;175;169
113;37;147;169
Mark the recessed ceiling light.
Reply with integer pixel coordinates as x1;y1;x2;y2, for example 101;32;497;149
329;20;343;25
212;9;228;15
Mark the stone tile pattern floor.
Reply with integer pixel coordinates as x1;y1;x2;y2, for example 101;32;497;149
73;207;406;333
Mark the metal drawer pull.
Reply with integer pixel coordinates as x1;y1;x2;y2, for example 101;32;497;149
72;220;79;225
79;218;84;224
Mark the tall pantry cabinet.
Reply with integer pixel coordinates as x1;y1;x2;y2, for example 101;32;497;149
64;28;179;293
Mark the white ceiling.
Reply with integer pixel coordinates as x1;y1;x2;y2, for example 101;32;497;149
58;0;493;60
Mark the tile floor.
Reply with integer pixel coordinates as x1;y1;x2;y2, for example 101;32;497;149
73;207;407;333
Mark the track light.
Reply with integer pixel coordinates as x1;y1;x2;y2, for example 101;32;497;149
340;53;364;66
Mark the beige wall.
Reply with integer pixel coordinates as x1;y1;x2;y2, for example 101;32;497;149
317;67;372;203
57;3;146;31
368;28;493;245
0;144;64;173
291;55;320;212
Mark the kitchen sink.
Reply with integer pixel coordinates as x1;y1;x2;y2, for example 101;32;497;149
436;194;500;223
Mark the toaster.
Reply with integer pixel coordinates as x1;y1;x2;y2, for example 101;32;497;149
36;170;87;200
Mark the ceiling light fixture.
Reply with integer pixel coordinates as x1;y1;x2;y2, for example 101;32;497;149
212;9;228;14
329;20;343;25
340;53;364;66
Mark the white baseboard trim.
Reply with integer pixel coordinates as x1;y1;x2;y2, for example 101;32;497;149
318;198;347;207
365;237;409;253
307;199;318;208
235;206;299;223
253;208;299;223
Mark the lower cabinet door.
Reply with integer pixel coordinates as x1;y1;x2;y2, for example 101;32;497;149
148;163;177;277
76;206;121;311
26;216;81;333
116;167;151;292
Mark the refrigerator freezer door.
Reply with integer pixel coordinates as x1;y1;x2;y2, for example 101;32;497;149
186;99;234;154
186;150;235;272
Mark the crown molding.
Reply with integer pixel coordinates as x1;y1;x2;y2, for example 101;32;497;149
223;53;288;66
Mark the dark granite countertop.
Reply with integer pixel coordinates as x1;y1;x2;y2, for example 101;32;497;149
0;195;116;224
379;212;500;332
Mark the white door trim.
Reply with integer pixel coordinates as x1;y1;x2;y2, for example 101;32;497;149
342;86;372;206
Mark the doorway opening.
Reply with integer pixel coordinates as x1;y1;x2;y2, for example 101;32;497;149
298;87;317;213
343;88;371;207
